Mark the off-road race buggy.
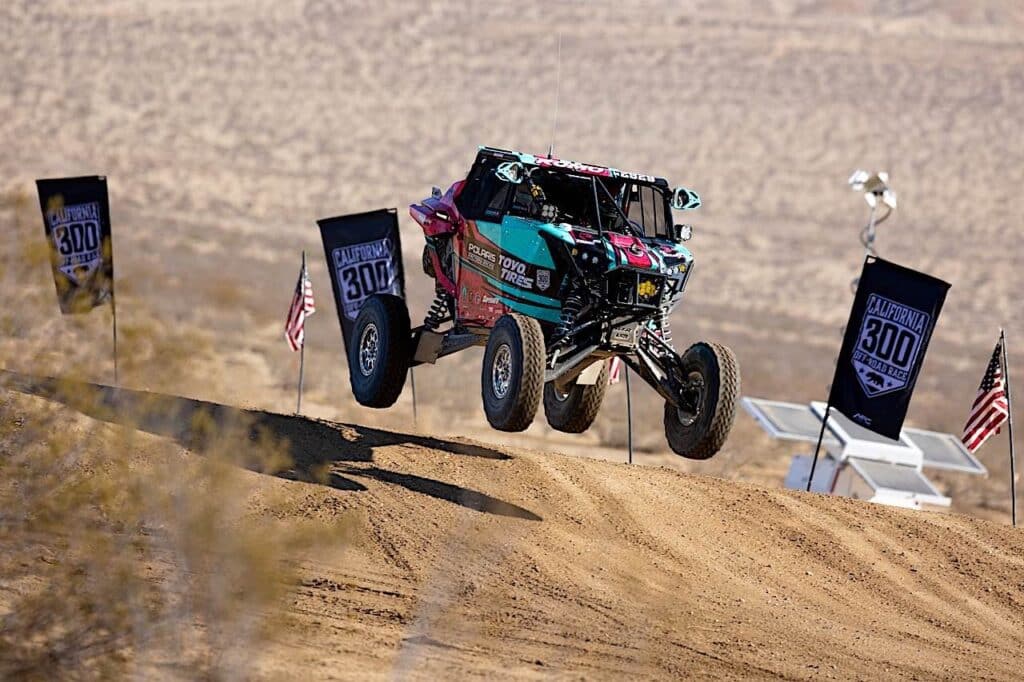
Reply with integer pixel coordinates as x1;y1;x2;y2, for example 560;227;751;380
348;147;739;459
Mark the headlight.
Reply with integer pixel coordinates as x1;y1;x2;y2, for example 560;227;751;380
609;270;665;308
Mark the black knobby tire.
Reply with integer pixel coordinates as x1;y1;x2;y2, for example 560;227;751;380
481;314;545;432
421;245;435;279
348;294;411;408
664;342;739;460
543;360;609;433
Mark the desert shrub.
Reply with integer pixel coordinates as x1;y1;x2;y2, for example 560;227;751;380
0;373;324;679
0;187;338;679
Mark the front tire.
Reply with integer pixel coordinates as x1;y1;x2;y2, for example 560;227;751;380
664;342;739;460
348;294;411;408
481;314;545;432
543;360;609;433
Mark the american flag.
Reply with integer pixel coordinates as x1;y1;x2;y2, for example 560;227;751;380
962;340;1009;453
285;260;315;352
608;357;623;384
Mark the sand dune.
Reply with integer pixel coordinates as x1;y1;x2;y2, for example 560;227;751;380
4;370;1023;678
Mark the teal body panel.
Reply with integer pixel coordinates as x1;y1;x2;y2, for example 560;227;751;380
477;217;557;268
466;218;563;322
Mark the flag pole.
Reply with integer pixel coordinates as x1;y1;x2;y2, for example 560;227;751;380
1001;329;1016;527
806;405;831;492
296;251;306;415
625;366;633;465
410;367;418;426
111;292;119;386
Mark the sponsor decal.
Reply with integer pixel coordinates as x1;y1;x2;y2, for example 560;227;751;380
533;156;656;183
851;294;928;398
499;254;533;289
611;323;639;346
536;269;551;291
466;241;499;276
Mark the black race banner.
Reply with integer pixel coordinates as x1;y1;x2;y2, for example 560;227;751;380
36;176;115;314
829;256;950;440
317;208;405;349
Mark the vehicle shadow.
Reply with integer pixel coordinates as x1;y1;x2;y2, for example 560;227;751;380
1;370;540;521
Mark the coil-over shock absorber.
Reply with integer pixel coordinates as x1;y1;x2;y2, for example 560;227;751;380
557;291;584;339
655;312;674;347
423;291;452;331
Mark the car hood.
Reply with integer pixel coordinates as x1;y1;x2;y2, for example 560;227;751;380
603;232;692;273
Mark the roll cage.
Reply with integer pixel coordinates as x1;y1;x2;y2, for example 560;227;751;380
456;149;676;240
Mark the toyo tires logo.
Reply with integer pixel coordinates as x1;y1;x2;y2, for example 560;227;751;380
852;294;929;397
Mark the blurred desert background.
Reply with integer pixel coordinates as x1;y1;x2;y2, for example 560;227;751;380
3;1;1024;678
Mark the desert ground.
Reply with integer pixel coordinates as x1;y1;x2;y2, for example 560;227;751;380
2;0;1024;678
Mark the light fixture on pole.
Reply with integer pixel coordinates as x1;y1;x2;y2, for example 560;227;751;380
848;169;897;257
848;170;897;292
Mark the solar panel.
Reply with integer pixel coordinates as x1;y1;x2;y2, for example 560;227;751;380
741;397;838;444
903;429;988;476
847;457;943;497
809;402;922;466
783;454;838;493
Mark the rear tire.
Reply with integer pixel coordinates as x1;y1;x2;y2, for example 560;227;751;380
481;314;545;432
664;342;739;460
543;360;609;433
348;294;411;408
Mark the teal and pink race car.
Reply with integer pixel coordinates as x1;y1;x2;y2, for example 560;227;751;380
348;147;739;459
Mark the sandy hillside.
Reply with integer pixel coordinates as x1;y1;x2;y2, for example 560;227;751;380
3;373;1024;679
3;3;1024;676
3;0;1024;517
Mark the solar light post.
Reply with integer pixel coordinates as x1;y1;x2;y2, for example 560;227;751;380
848;170;897;289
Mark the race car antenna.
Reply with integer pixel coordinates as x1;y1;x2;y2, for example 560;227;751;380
548;31;562;159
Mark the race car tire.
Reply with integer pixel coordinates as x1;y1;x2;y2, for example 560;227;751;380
348;294;411;408
543;360;609;433
664;342;739;460
481;314;545;432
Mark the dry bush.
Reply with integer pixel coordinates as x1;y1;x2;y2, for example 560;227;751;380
0;190;344;679
0;386;324;679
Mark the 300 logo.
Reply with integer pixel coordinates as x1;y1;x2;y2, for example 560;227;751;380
341;260;391;303
53;221;100;256
332;238;399;321
852;294;928;397
47;202;105;284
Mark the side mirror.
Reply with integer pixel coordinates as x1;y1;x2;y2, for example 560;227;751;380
671;186;701;211
431;186;443;199
672;224;693;242
495;161;525;184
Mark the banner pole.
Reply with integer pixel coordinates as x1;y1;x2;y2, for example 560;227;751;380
410;367;418;426
806;405;831;492
111;293;119;386
296;251;306;415
625;366;633;465
1001;329;1016;527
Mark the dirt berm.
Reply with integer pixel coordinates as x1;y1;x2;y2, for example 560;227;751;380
5;374;1023;679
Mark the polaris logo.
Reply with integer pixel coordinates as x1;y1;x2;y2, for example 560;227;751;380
467;242;496;264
